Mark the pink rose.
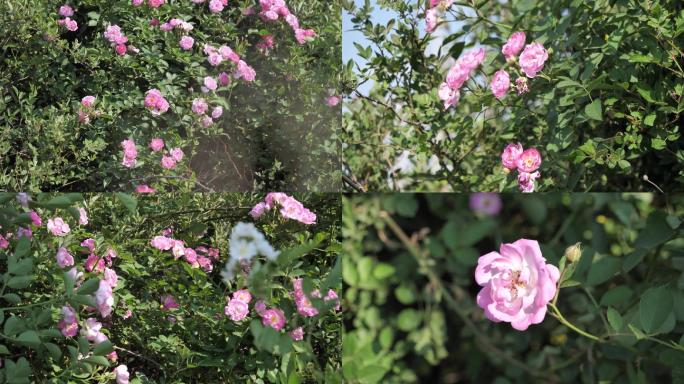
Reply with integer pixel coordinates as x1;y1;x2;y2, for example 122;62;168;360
225;299;249;321
47;217;70;236
203;76;217;90
290;327;304;341
95;281;114;317
235;61;256;82
254;300;266;315
161;156;176;169
191;98;208;115
81;96;96;107
59;5;74;17
209;0;224;12
425;8;438;33
104;268;118;288
325;96;341;107
469;193;502;216
121;139;137;168
518;42;548;78
501;143;523;170
29;211;42;226
151;236;173;250
114;365;129;384
161;295;179;310
516;148;541;173
170;148;184;162
200;116;213;127
438;82;460;109
144;89;169;115
78;207;88;225
148;0;165;8
56;247;74;268
233;289;252;303
518;171;541;193
197;256;213;272
261;308;286;330
58;305;78;337
135;184;156;193
475;239;559;330
115;44;127;55
131;0;143;6
211;106;223;119
294;28;316;44
149;138;165;152
490;70;510;100
501;31;526;60
81;318;102;341
249;202;269;218
179;36;194;50
64;18;78;32
458;48;486;71
218;72;230;86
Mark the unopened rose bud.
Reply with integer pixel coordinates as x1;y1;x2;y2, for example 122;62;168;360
564;242;582;263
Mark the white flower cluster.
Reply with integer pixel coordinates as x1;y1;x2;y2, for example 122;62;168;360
221;222;279;282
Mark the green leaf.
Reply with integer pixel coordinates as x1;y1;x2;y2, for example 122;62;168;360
372;262;395;280
628;324;646;340
7;275;32;289
640;286;673;334
16;330;41;348
585;257;620;286
93;340;114;356
622;248;649;273
0;344;9;354
83;355;111;367
44;342;62;360
441;218;495;249
13;236;31;259
41;196;74;209
77;278;100;295
560;279;581;288
8;258;32;276
63;271;75;296
397;308;421;331
2;293;21;304
643;114;656;126
600;286;633;307
115;193;138;214
394;285;416;305
606;307;623;331
585;99;603;121
277;234;326;265
634;211;676;249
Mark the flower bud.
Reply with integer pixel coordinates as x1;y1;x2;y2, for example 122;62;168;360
564;242;582;263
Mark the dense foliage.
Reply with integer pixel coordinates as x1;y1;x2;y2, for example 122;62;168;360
0;0;341;192
343;193;684;382
0;192;341;383
342;0;684;192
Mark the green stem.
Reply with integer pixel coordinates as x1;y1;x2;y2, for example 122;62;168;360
548;304;602;342
1;297;62;312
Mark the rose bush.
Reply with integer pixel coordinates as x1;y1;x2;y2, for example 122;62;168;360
342;0;684;192
342;193;684;383
0;0;341;192
0;192;341;382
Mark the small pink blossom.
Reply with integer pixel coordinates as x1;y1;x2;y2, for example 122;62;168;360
81;96;96;107
150;138;165;152
490;70;510;100
135;184;156;193
78;208;88;225
519;42;548;78
131;0;143;6
235;61;256;82
114;365;130;384
47;217;70;236
475;239;559;330
261;308;286;330
170;148;184;162
191;98;208;115
161;156;177;169
326;96;341;107
148;0;165;8
95;281;114;317
121;139;138;168
425;8;438;33
58;305;79;337
85;254;105;273
29;211;42;226
254;300;266;315
184;247;199;268
209;0;224;12
104;268;118;288
233;289;252;303
211;106;223;119
56;247;74;268
516;148;542;173
197;256;213;272
115;44;127;55
518;171;541;193
144;89;169;115
200;116;214;127
501;143;524;170
290;327;304;341
294;28;316;44
161;295;179;311
249;202;269;218
151;236;174;250
438;83;460;109
224;299;249;321
218;72;230;86
59;5;74;17
502;32;526;60
179;36;194;50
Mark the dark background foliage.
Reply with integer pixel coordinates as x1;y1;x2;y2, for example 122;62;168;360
343;193;684;383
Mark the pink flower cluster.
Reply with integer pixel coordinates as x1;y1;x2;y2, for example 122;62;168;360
438;48;486;109
57;5;78;31
47;217;70;236
249;193;316;225
144;89;170;115
224;289;252;321
103;25;129;56
489;32;549;99
121;139;138;168
475;239;560;330
77;95;100;125
131;0;165;8
501;143;542;193
192;97;224;127
256;35;276;53
292;278;340;317
259;0;316;45
159;18;194;33
425;0;454;33
58;305;79;337
81;238;118;274
203;44;256;82
150;235;219;273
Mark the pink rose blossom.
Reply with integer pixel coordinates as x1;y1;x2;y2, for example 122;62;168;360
144;89;169;115
148;0;165;8
256;35;276;52
121;139;138;168
151;236;174;250
114;365;130;384
81;238;95;252
294;28;316;44
218;72;230;86
200;116;213;127
254;300;266;315
59;5;74;17
115;44;127;55
29;211;42;226
170;148;184;162
184;247;199;268
490;70;510;100
78;208;88;225
56;247;74;268
475;239;559;330
150;138;165;152
459;48;486;71
502;32;526;60
438;83;460;109
161;156;177;169
469;193;502;216
95;281;114;317
104;268;118;288
235;61;256;82
58;305;79;337
285;14;299;29
233;289;252;303
161;295;179;311
47;217;70;236
135;184;156;193
191;98;208;115
211;106;223;119
131;0;143;6
84;254;104;273
518;171;541;193
203;76;217;90
501;143;523;170
516;148;542;173
326;96;341;107
172;241;185;259
81;96;96;107
518;42;548;78
179;36;194;50
225;299;249;321
249;202;269;218
197;256;213;272
209;0;224;12
261;308;286;330
81;318;102;341
0;235;8;249
290;327;304;341
425;8;438;33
